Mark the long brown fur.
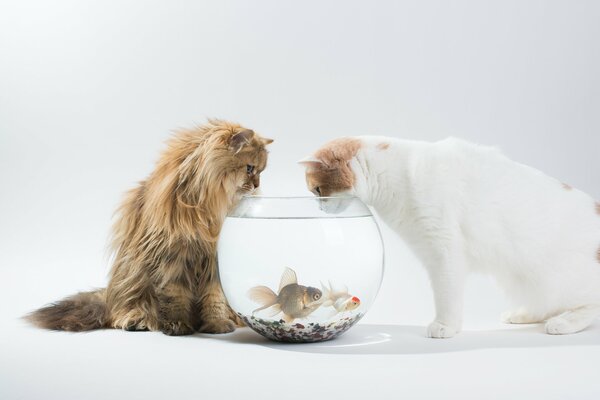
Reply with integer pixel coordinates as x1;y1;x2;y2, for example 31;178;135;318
26;119;273;335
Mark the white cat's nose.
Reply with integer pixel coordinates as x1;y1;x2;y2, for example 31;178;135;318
318;197;348;214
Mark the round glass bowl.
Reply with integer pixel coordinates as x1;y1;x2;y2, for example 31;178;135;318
218;196;384;343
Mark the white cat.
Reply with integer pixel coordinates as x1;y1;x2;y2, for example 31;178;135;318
301;136;600;338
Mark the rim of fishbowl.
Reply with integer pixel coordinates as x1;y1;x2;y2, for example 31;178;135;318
241;194;358;200
229;195;373;219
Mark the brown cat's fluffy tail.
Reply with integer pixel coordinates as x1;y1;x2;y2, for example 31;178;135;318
25;289;109;331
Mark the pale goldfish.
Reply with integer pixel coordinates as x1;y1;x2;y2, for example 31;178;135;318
321;281;361;313
248;267;323;323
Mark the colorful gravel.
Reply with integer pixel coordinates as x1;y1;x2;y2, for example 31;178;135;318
238;312;363;343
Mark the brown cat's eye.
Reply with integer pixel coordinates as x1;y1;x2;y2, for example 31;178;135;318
247;165;255;175
315;187;321;196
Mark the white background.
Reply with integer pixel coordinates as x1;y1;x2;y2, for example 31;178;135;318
1;1;599;399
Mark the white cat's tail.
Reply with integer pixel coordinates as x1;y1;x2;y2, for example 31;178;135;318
247;285;280;315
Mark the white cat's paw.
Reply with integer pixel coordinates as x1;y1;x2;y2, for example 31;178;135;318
501;309;540;324
545;316;579;335
426;321;458;339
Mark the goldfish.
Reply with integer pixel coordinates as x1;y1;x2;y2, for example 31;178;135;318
247;267;323;323
320;281;361;313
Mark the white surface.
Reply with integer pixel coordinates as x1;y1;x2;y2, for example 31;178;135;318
3;319;600;400
1;1;600;399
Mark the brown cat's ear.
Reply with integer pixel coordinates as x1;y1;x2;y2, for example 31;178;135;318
262;137;274;145
298;155;324;169
229;129;254;153
229;129;255;153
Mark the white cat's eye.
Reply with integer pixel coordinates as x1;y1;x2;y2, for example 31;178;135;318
247;165;255;174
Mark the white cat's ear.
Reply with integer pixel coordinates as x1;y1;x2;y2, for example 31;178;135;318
229;129;255;154
298;156;324;168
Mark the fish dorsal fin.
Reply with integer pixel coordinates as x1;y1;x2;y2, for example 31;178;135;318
279;267;298;291
329;281;349;299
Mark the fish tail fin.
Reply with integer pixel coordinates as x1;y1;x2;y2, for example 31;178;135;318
329;280;351;301
320;281;333;307
248;285;278;315
247;285;277;305
329;280;342;298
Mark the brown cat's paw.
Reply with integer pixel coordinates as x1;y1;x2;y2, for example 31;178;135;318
124;322;149;332
113;310;157;332
160;320;194;336
230;311;245;327
199;319;236;334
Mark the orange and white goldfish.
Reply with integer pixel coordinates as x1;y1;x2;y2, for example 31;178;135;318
340;296;361;312
248;267;323;323
320;281;361;313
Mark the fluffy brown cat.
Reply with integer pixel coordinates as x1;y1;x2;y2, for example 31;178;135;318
27;119;273;335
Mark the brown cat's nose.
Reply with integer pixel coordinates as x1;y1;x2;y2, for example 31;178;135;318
252;176;260;188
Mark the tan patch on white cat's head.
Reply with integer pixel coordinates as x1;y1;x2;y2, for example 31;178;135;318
562;182;572;190
377;142;390;150
300;137;362;197
596;202;600;215
313;137;362;164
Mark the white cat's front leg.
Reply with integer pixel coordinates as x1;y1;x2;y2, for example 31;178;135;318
425;256;465;339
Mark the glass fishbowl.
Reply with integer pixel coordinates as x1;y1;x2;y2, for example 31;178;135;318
217;196;384;343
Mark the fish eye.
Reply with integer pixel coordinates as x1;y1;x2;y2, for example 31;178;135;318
246;165;255;174
313;293;321;300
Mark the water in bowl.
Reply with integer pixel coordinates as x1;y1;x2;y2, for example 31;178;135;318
218;197;383;342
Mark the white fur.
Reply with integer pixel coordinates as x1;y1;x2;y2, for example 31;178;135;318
316;137;600;338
